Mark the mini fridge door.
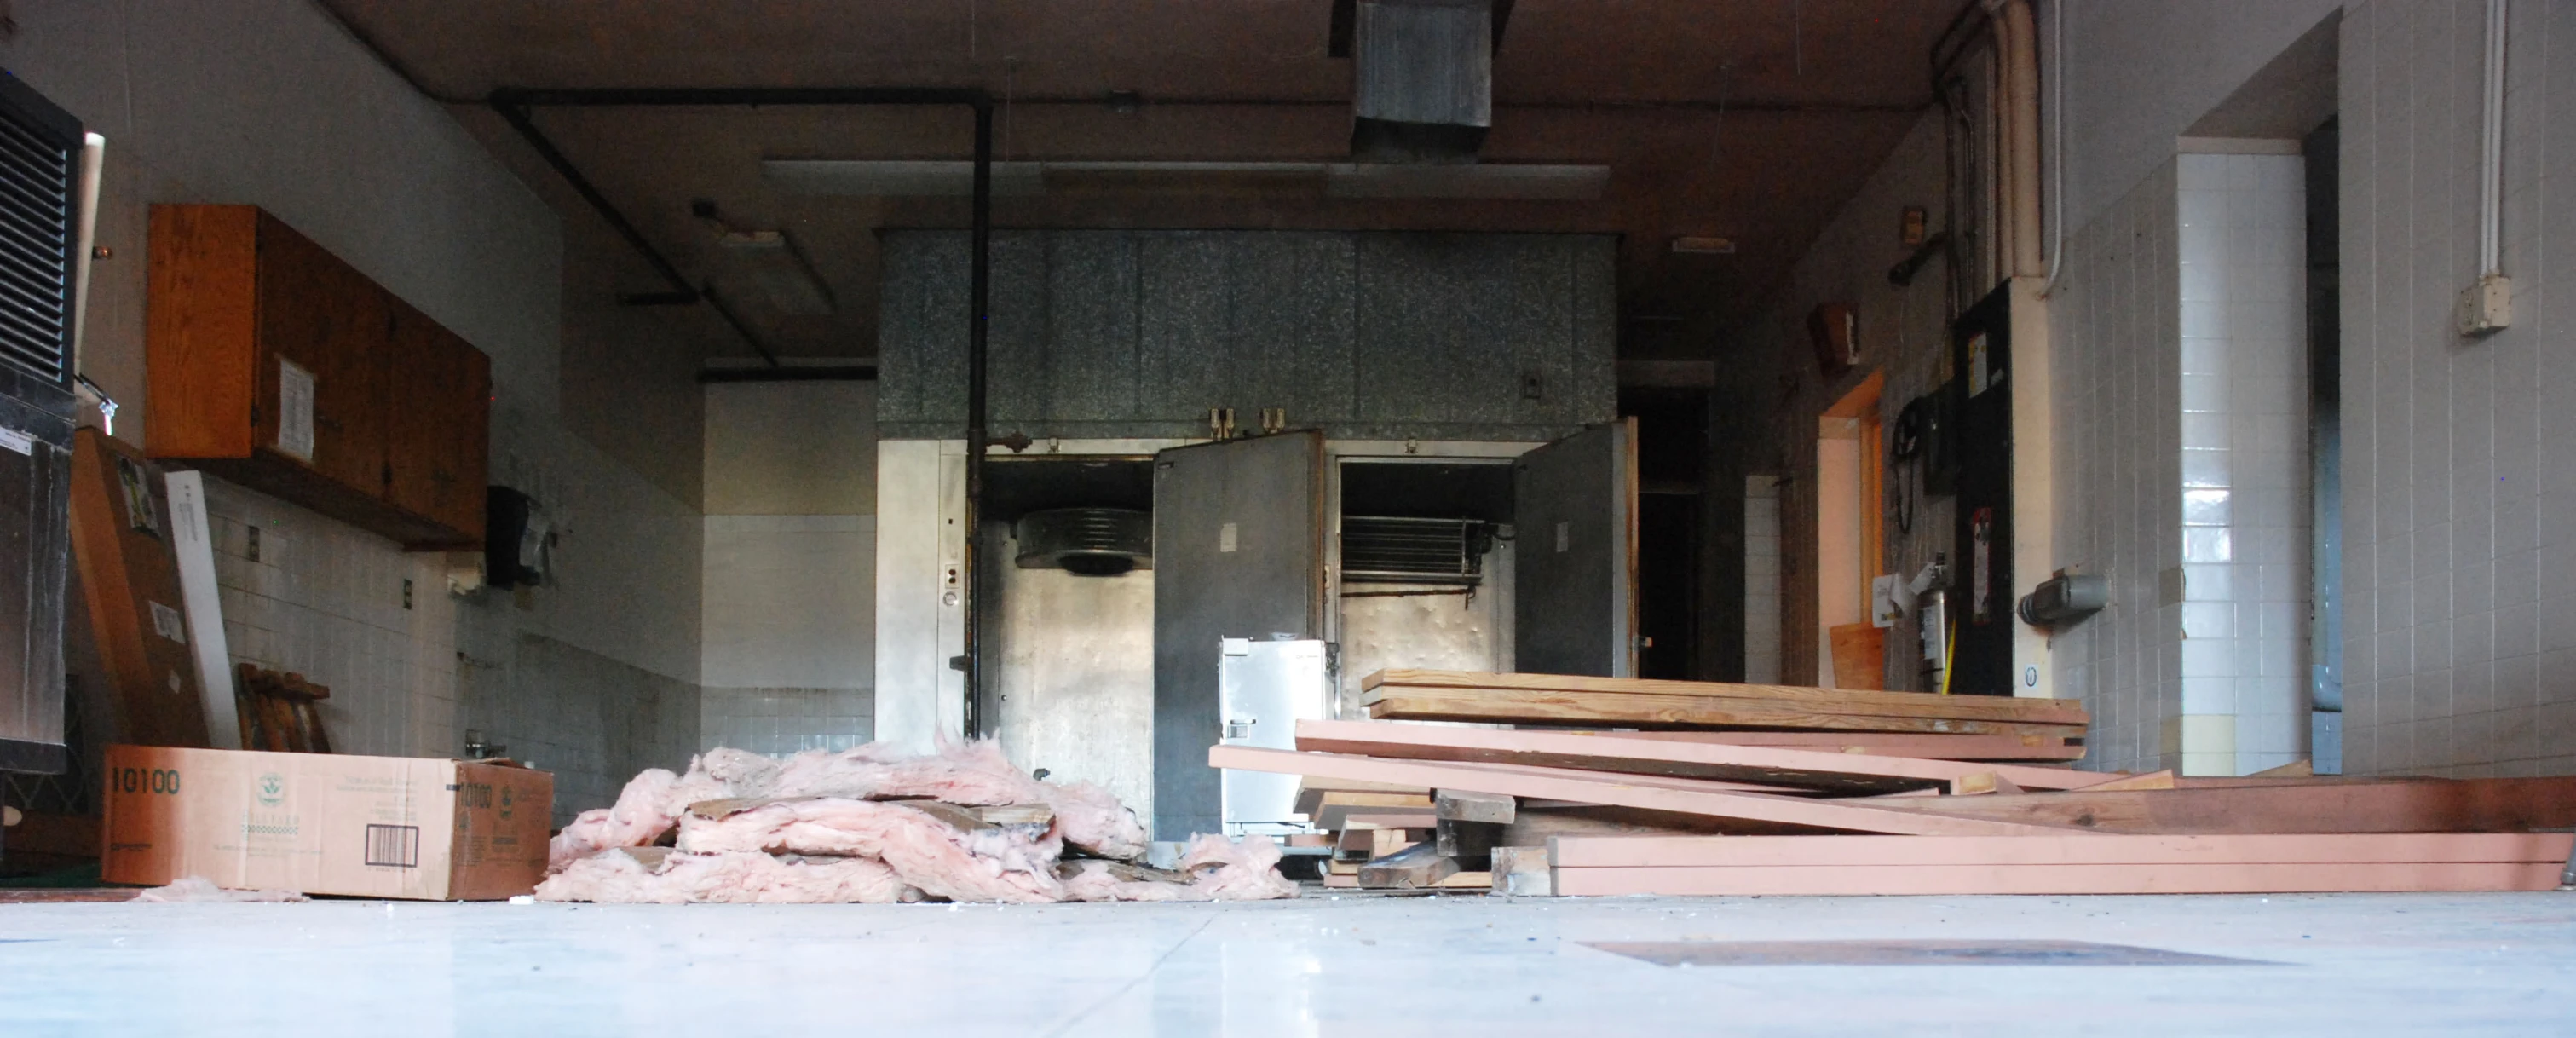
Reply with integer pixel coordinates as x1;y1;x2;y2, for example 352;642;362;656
1217;637;1330;837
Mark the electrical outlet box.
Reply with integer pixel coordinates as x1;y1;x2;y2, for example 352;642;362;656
2456;273;2512;337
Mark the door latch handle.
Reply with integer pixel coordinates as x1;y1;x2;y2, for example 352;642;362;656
1222;718;1255;740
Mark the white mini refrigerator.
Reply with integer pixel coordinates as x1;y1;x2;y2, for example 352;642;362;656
1215;637;1331;837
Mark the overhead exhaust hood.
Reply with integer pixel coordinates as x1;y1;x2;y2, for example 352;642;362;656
1348;0;1495;163
764;159;1604;200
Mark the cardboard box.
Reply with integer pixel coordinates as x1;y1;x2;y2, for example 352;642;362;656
101;744;552;899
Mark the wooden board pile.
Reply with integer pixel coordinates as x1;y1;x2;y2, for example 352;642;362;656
1219;670;2576;896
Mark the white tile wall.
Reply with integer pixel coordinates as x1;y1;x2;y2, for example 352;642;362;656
700;382;878;755
2176;151;2314;776
2339;0;2576;778
202;479;459;759
2053;160;2184;774
1743;476;1784;684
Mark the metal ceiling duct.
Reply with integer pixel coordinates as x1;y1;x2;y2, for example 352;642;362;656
1014;507;1153;577
1350;0;1493;163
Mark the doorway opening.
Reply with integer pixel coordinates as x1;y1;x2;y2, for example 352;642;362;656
1818;372;1886;689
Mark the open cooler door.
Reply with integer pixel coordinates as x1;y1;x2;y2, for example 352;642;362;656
1513;418;1640;678
1151;430;1324;841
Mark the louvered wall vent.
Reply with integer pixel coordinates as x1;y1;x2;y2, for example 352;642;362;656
1342;516;1491;585
0;78;77;385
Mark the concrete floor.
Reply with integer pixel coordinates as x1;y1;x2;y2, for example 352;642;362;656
3;890;2572;1036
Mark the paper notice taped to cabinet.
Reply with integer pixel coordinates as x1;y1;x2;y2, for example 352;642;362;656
277;359;315;461
147;600;187;645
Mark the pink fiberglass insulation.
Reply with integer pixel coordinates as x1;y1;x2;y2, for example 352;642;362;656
1055;836;1299;902
547;768;681;874
678;798;1065;904
759;740;1150;861
1178;833;1300;900
536;851;916;905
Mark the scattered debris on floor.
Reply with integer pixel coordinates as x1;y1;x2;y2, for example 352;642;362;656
539;741;1293;904
130;876;308;902
1229;669;2576;897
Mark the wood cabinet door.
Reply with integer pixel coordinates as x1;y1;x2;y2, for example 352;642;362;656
253;215;386;493
386;299;488;542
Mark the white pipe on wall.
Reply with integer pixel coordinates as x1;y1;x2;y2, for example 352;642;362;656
1996;0;2044;280
2480;0;2508;276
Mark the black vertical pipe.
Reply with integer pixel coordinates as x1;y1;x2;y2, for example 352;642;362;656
962;101;993;738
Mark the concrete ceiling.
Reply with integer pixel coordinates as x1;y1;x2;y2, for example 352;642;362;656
320;0;1962;363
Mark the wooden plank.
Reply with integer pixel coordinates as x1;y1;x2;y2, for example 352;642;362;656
1552;862;2567;897
2083;770;2177;791
1435;788;1517;824
1434;870;1492;890
1949;771;2023;796
1593;729;2084;762
1208;746;2076;837
2248;759;2315;778
1364;686;2084;738
1357;840;1457;889
1316;804;1437;829
1827;623;1885;690
1853;776;2576;834
1296;719;2113;794
1336;811;1437;830
1363;669;2089;725
1549;832;2576;868
1299;788;1432;817
1490;845;1553;896
1294;778;1430;816
1364;683;2084;729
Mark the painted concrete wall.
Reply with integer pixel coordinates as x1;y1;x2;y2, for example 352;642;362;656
2048;0;2576;776
700;381;878;753
2056;0;2348;232
2049;160;2183;775
2337;0;2576;777
1;0;702;821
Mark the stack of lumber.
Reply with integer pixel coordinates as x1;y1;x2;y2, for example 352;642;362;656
1221;671;2576;896
1363;669;2089;749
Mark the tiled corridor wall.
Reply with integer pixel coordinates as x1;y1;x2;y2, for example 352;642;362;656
2175;149;2314;775
1742;477;1784;684
2053;162;2185;775
2337;0;2576;776
700;382;879;755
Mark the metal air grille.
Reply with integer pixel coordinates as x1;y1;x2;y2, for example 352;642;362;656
0;95;73;384
1340;516;1490;585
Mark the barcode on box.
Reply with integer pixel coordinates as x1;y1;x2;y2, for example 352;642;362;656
365;824;420;868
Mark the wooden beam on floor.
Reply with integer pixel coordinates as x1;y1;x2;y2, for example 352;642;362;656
1363;669;2090;724
1547;832;2576;896
1296;719;2116;794
1363;685;2084;739
1553;861;2568;896
1846;776;2576;834
1577;729;2085;763
1208;746;2078;837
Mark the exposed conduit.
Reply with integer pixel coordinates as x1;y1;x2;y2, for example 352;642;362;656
2480;0;2509;278
1992;0;2043;279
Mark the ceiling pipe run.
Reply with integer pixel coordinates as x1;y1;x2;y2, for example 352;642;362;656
487;86;998;738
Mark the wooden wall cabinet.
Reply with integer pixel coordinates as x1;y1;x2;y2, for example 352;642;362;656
147;205;488;549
